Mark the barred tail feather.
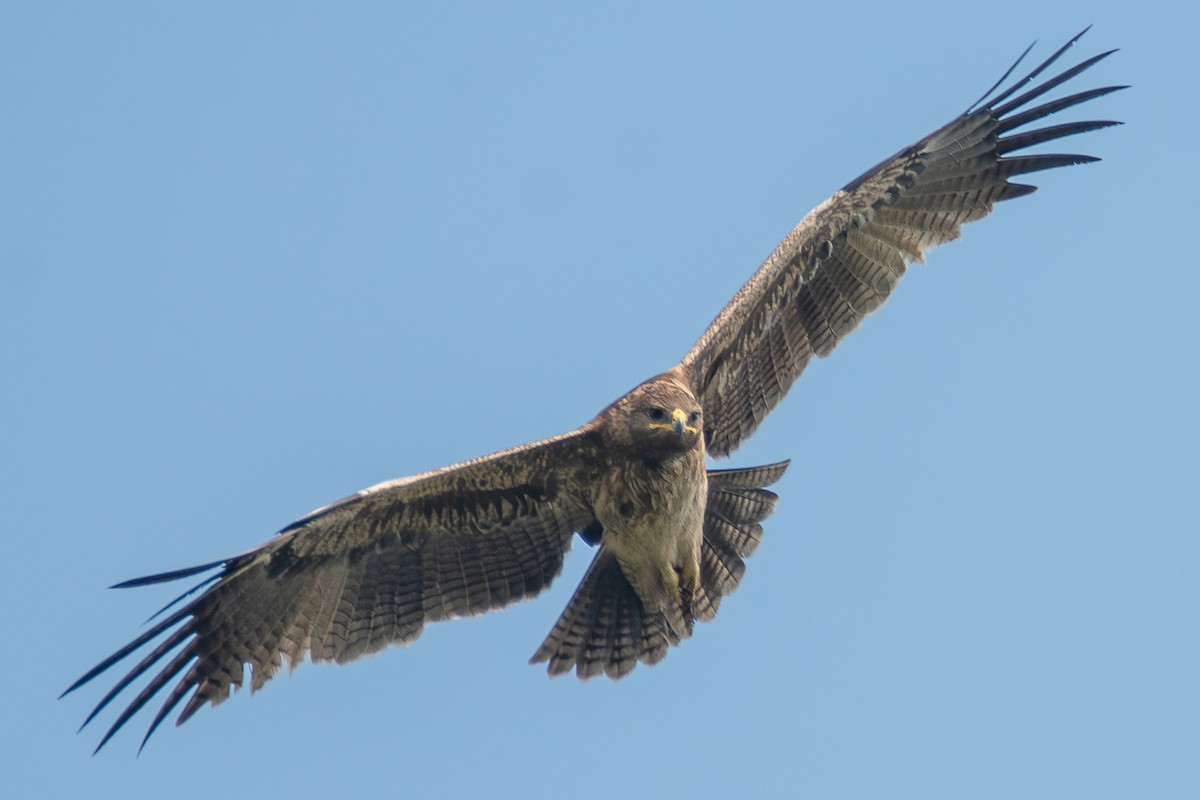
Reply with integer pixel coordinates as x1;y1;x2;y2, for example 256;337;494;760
695;459;787;620
531;460;788;679
530;551;674;680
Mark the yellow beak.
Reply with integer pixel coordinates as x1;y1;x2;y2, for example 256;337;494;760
651;408;697;436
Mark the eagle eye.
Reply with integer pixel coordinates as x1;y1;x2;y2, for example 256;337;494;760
647;408;666;422
688;411;700;424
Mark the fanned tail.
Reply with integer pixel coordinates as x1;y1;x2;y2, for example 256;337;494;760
529;550;673;680
531;460;789;679
693;460;787;621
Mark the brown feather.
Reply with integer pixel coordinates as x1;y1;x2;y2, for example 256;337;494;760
676;37;1123;458
67;29;1122;753
73;428;604;751
531;461;787;678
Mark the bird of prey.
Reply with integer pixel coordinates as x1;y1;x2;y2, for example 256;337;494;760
66;28;1124;753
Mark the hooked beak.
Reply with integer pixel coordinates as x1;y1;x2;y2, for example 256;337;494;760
650;408;698;437
671;408;688;437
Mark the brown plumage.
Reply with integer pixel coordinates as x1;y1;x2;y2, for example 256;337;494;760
65;29;1124;752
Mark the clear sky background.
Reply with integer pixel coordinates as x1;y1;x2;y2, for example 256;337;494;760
3;2;1194;798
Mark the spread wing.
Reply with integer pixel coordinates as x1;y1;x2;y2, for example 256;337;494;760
672;29;1126;458
63;427;603;752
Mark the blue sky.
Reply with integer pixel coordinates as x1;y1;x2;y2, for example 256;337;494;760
3;2;1195;798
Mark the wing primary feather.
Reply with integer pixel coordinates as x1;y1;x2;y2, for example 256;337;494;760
111;560;227;588
139;667;209;754
140;574;222;624
966;38;1038;113
78;623;193;732
996;86;1128;134
997;119;1122;154
991;49;1118;119
996;183;1037;202
976;26;1093;112
61;604;194;700
92;646;197;755
1000;153;1102;175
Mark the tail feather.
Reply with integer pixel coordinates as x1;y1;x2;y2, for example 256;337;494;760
699;461;786;611
531;551;672;679
605;586;642;680
531;460;788;679
577;565;620;680
529;552;607;677
638;609;674;667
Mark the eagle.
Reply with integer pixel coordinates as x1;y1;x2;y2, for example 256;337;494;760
66;29;1124;752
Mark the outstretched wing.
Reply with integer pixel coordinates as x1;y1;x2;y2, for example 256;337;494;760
64;427;603;752
673;28;1126;458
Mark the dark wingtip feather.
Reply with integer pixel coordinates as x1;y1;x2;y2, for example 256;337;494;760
966;39;1036;113
140;574;222;624
111;560;226;589
998;119;1123;154
76;622;194;737
996;86;1128;136
90;646;196;754
970;27;1094;114
60;605;191;700
991;49;1119;119
997;183;1038;202
1005;153;1102;174
137;680;196;756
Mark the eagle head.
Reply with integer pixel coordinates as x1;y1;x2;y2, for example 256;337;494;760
600;375;703;459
